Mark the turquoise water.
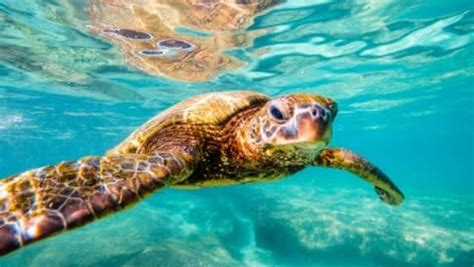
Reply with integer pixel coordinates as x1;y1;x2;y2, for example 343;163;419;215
0;0;473;266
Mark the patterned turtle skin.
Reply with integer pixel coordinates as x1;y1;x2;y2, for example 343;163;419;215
0;91;404;256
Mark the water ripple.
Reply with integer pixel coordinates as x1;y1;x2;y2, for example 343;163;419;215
361;12;473;57
0;1;473;266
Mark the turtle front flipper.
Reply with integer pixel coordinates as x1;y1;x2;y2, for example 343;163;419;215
0;151;193;256
314;148;404;206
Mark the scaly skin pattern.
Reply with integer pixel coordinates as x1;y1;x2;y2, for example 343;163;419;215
315;148;404;205
0;91;404;256
0;152;192;255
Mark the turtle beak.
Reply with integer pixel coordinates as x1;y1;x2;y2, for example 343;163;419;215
275;104;332;148
295;104;332;146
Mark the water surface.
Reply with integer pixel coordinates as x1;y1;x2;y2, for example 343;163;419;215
0;0;473;266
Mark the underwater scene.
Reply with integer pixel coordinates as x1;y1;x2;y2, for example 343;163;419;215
0;0;473;266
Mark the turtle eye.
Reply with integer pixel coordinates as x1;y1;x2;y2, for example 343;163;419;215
269;104;286;122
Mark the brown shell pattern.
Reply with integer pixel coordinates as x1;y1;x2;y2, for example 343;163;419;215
108;91;268;155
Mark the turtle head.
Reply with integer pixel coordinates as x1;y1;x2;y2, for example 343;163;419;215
244;93;338;165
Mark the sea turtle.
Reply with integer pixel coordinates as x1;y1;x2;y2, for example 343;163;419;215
0;91;404;256
90;0;280;81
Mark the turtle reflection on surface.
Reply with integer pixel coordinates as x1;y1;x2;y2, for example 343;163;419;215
90;0;281;81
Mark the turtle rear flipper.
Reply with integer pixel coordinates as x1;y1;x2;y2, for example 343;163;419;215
314;148;404;206
0;151;193;256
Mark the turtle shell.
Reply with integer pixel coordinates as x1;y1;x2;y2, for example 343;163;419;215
108;91;268;155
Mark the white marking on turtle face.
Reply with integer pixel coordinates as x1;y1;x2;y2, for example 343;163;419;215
260;103;331;146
